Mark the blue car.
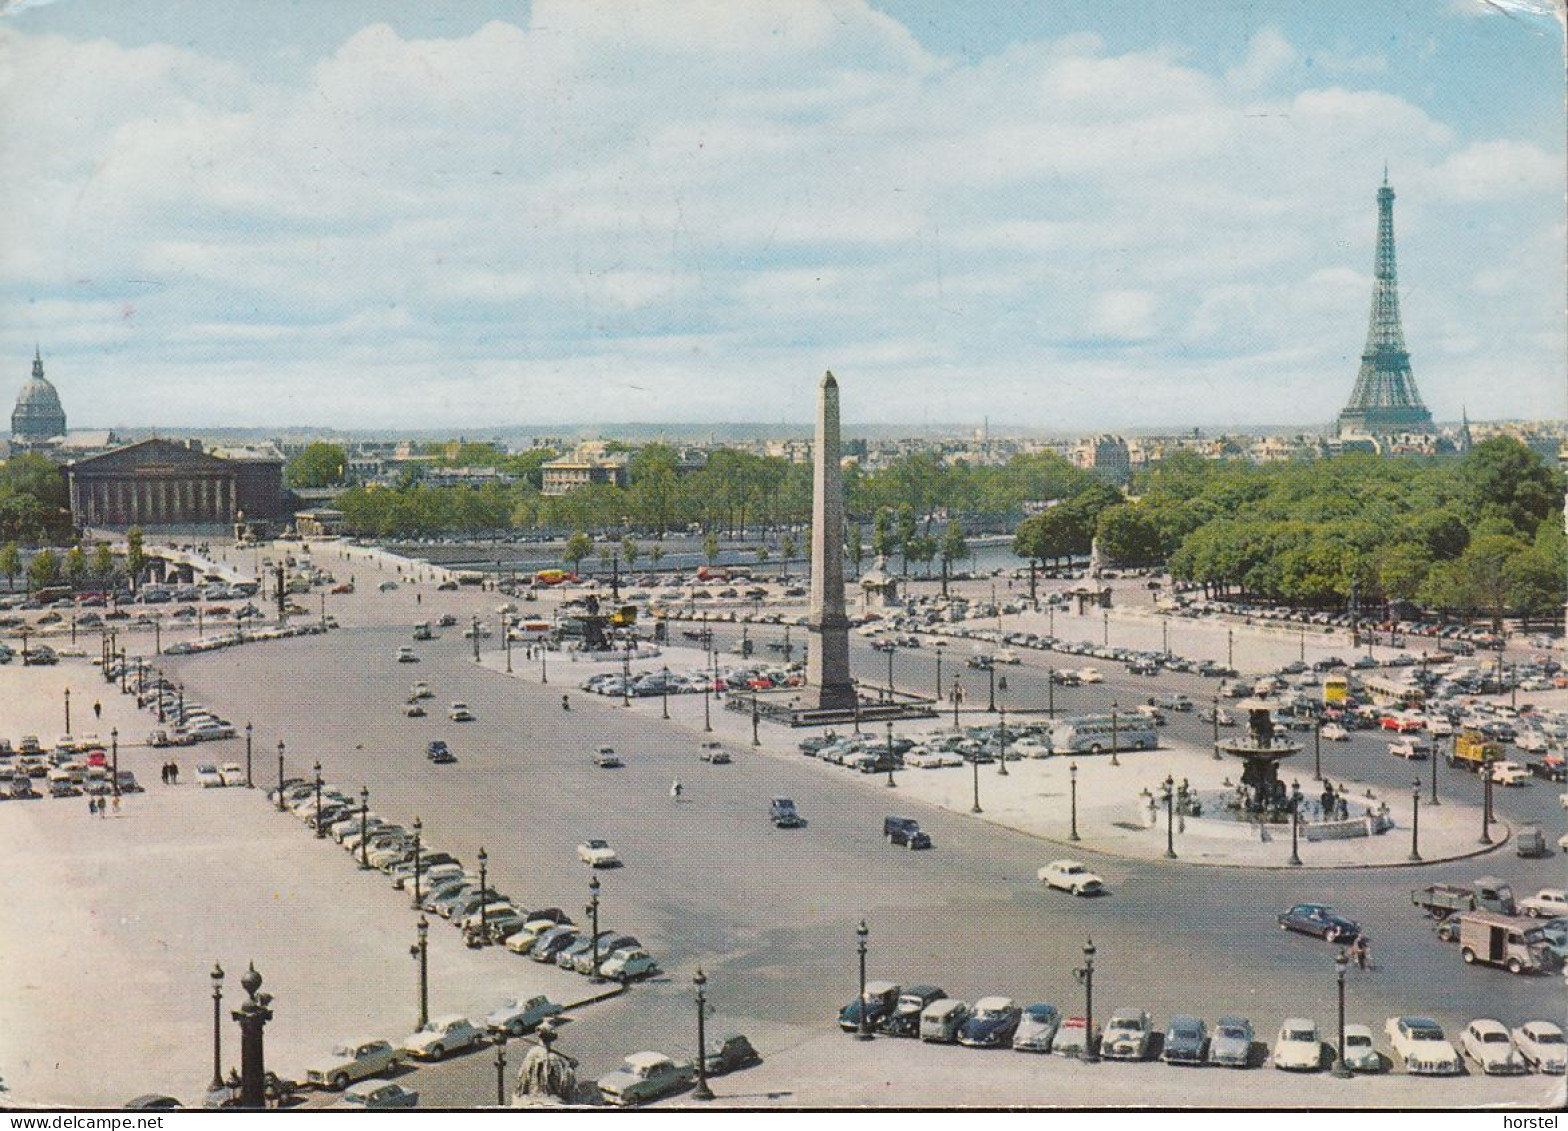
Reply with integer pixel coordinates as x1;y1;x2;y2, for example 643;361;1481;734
1277;903;1359;942
958;997;1022;1048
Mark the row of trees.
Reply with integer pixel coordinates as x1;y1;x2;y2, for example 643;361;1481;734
1008;438;1563;627
1;528;145;593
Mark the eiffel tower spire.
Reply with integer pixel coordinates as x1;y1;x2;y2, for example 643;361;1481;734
1336;172;1434;436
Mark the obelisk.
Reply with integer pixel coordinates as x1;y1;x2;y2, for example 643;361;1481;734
807;371;857;710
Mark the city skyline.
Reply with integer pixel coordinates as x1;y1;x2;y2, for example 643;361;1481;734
1;0;1563;430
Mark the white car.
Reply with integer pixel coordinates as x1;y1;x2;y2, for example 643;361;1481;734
1077;667;1104;683
1272;1019;1322;1071
1038;859;1104;896
1319;723;1350;742
600;946;659;982
1488;760;1530;786
1510;1020;1566;1074
1519;888;1568;919
578;839;620;867
1342;1024;1382;1073
401;1015;484;1061
1388;740;1429;760
1384;1016;1462;1075
482;994;562;1037
1100;1009;1153;1061
396;646;417;663
304;1039;401;1090
195;763;224;788
1461;1019;1528;1075
218;763;246;787
410;682;433;700
449;702;474;722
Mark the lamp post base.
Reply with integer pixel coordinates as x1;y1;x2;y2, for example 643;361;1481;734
1330;1062;1353;1079
693;1081;715;1101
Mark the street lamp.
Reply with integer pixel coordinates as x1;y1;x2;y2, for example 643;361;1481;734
622;639;631;707
1212;696;1222;761
587;874;602;982
1102;609;1108;646
471;615;481;663
1480;751;1495;845
661;665;670;720
244;722;253;789
950;676;962;730
110;728;119;798
703;672;712;733
692;969;715;1101
410;916;430;1030
1161;774;1177;860
970;742;983;814
411;817;424;906
478;847;490;942
1075;938;1098;1064
1331;948;1352;1078
1408;780;1422;862
935;641;946;699
359;787;371;870
275;741;286;811
997;706;1009;776
751;692;761;747
1288;779;1302;867
854;921;873;1041
1227;628;1234;670
987;662;996;713
887;642;896;698
1313;721;1322;781
1110;702;1120;767
504;614;512;673
312;760;324;838
1428;733;1440;806
1048;667;1056;718
1069;761;1080;841
885;720;896;788
540;645;548;685
493;1035;508;1106
209;962;226;1092
64;687;71;735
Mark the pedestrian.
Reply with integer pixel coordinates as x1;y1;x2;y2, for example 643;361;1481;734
171;763;179;785
1354;935;1370;970
88;796;97;817
93;700;102;720
670;779;683;801
416;592;422;605
97;795;106;818
112;793;121;815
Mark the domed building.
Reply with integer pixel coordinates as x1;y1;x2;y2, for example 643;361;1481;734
12;348;67;449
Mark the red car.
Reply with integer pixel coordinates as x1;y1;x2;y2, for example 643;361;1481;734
86;751;109;768
332;583;355;594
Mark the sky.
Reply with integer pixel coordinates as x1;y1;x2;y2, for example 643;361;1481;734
0;0;1562;431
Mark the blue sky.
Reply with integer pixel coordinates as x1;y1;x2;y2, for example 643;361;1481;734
1;0;1561;430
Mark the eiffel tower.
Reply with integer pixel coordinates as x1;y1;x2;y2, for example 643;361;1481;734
1336;170;1434;435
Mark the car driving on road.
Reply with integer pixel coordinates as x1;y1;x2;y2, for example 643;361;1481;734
1277;903;1360;942
1038;859;1104;896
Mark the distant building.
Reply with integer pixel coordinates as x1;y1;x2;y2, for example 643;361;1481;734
295;508;345;538
541;442;631;496
11;348;67;451
1072;435;1131;484
66;438;285;532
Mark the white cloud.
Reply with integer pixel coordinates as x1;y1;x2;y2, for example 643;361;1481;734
0;4;1560;428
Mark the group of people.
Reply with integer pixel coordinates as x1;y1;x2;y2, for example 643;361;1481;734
159;761;181;785
86;794;119;817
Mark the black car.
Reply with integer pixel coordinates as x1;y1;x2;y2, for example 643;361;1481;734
426;740;456;765
838;982;900;1032
883;816;932;849
881;985;946;1037
702;1033;761;1076
1277;903;1360;942
1161;1016;1208;1065
769;798;804;828
957;998;1023;1048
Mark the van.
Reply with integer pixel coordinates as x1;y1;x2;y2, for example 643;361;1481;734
1515;826;1548;859
921;999;971;1043
1458;911;1552;975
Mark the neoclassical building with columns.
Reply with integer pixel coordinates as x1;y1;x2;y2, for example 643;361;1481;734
66;438;285;531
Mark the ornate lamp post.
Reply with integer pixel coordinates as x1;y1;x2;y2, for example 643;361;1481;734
471;615;481;663
64;687;71;735
1331;948;1352;1078
751;692;760;747
540;645;547;685
1313;721;1322;780
1066;759;1078;840
411;816;424;906
1408;780;1421;863
887;643;896;698
970;743;983;814
935;641;946;699
1227;628;1234;670
110;728;120;799
358;787;371;870
987;663;996;712
885;720;896;788
1480;751;1495;845
410;917;430;1030
1212;696;1222;760
1288;779;1303;867
1048;668;1056;718
661;665;670;719
504;614;513;673
950;676;962;730
1110;702;1120;767
997;707;1009;776
209;962;226;1092
493;1035;508;1106
1075;938;1097;1063
854;920;873;1041
275;741;286;811
1428;734;1440;806
312;760;324;838
231;964;274;1109
587;874;602;982
693;969;715;1101
1161;774;1177;860
703;672;713;732
244;722;253;789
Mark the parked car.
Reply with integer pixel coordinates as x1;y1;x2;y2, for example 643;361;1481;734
483;995;562;1037
597;1052;691;1106
1342;1024;1382;1073
1320;723;1350;741
528;925;580;962
919;999;971;1044
304;1040;401;1091
698;741;731;764
1511;1020;1566;1074
1272;1019;1323;1071
600;946;659;982
1162;1016;1208;1065
1461;1018;1527;1075
334;1081;418;1110
1208;1017;1255;1068
839;981;900;1032
400;1016;483;1061
883;986;946;1038
957;997;1022;1048
1101;1009;1153;1061
1012;1004;1062;1053
1520;889;1568;919
1277;903;1360;942
577;839;621;867
1052;1016;1100;1059
1384;1016;1462;1075
701;1033;760;1076
218;763;246;787
1038;859;1104;896
195;763;224;788
884;815;932;849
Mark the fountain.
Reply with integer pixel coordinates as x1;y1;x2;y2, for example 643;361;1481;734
1216;701;1302;816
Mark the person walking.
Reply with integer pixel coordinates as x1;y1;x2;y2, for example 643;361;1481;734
1354;934;1370;971
670;779;683;801
92;700;102;720
111;793;121;816
88;796;97;818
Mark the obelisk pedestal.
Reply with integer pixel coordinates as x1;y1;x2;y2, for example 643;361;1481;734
806;371;857;710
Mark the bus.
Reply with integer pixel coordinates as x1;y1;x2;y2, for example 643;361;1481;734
534;569;575;587
1363;676;1424;709
1047;713;1158;755
1322;675;1349;707
508;619;553;643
